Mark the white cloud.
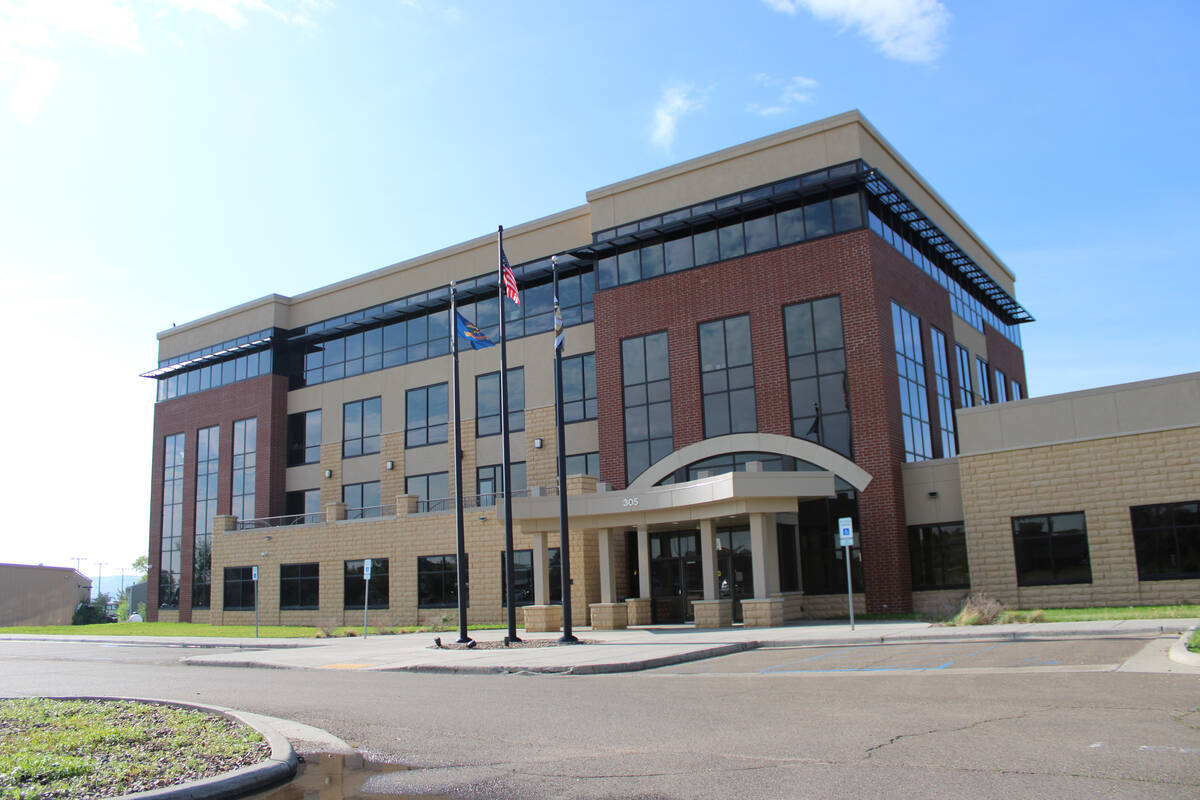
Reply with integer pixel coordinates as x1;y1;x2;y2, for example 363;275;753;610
763;0;950;64
650;84;704;151
746;74;817;117
0;0;143;123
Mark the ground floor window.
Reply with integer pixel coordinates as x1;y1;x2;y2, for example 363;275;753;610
223;566;256;610
280;563;319;610
796;494;863;594
344;559;389;608
418;554;466;608
1131;500;1199;580
502;548;562;606
1012;512;1091;586
908;523;970;590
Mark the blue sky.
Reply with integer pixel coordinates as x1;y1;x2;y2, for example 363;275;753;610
1;0;1196;583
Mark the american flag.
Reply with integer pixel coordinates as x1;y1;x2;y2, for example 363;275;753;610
501;248;520;305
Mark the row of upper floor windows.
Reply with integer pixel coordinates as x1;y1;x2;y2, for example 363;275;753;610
157;328;274;369
156;349;272;403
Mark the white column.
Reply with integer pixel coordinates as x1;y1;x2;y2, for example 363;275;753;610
749;513;779;599
598;529;615;604
531;532;549;605
637;524;651;599
699;519;718;600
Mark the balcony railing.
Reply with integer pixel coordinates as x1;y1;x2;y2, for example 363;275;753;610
236;512;324;530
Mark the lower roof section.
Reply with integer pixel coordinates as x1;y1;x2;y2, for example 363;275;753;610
508;468;837;534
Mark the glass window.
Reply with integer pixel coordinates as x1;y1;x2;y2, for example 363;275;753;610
502;548;563;607
406;383;448;447
976;357;992;405
1131;501;1200;580
406;472;451;512
345;558;389;609
192;426;219;610
803;198;832;238
908;523;969;589
475;368;524;437
795;494;863;594
280;563;319;610
287;409;321;466
955;345;974;408
929;328;957;458
718;221;745;260
785;298;850;456
699;315;756;438
777;206;805;245
561;353;597;422
564;452;600;478
348;397;382;458
665;237;693;272
285;489;321;519
995;369;1009;403
343;481;382;519
476;463;526;507
832;192;863;232
222;566;256;610
622;332;673;485
693;228;719;266
232;418;257;521
417;554;464;608
744;214;778;253
892;302;933;461
1012;512;1092;586
159;433;185;609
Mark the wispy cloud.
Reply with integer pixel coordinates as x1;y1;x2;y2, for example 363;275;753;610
746;74;817;116
763;0;950;64
0;0;327;124
650;84;705;151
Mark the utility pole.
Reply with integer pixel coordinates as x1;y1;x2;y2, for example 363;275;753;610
95;562;107;603
70;557;85;574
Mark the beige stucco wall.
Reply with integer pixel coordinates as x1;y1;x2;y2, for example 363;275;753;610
0;564;91;626
959;426;1200;608
901;458;964;526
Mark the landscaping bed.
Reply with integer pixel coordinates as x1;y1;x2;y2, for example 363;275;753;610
0;698;269;799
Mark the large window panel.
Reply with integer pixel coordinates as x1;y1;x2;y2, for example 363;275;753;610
406;383;448;447
280;563;319;610
476;368;524;437
908;523;969;589
286;409;321;466
343;481;382;519
343;397;381;458
699;315;756;438
1131;501;1200;580
159;433;185;609
929;328;957;458
1012;512;1092;586
418;554;465;608
785;297;850;456
561;353;597;422
892;302;932;461
344;559;389;609
622;332;673;485
192;426;219;609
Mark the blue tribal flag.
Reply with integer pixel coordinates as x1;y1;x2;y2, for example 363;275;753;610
455;312;495;350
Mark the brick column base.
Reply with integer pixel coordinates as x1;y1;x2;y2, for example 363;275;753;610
692;599;733;629
588;602;628;630
741;598;784;628
521;605;561;633
625;597;652;626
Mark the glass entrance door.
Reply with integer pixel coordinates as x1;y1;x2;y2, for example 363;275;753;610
717;528;754;623
650;531;702;623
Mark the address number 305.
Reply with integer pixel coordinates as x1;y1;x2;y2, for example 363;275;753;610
622;497;640;507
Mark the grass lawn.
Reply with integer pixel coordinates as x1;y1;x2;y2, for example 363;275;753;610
1189;627;1199;654
996;605;1200;624
0;622;507;638
0;698;268;799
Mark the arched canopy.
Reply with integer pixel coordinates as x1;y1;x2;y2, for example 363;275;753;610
627;433;872;493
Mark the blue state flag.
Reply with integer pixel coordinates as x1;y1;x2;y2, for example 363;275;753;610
455;311;495;350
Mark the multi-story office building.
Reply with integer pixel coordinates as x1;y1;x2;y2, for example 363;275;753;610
144;111;1197;628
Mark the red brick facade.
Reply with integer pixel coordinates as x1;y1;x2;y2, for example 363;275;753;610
594;230;1025;613
146;372;288;620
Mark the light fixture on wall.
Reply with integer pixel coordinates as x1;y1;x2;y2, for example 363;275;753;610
534;438;543;449
386;460;394;471
324;469;333;479
927;490;939;498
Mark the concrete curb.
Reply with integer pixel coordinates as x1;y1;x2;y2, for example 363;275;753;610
21;696;298;799
0;634;316;650
1167;625;1200;667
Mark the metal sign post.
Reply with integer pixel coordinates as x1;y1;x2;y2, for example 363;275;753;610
252;565;259;638
363;560;372;638
837;517;855;631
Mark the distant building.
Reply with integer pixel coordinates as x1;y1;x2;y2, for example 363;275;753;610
0;564;91;626
141;110;1196;628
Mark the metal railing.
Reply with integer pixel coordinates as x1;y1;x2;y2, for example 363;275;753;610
345;504;396;521
236;513;324;530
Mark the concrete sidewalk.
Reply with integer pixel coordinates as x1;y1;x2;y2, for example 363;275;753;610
5;619;1194;675
166;618;1196;674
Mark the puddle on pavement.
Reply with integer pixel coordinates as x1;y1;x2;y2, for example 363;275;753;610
246;752;445;799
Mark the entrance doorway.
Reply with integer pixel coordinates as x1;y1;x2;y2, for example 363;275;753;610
717;528;754;623
650;531;702;623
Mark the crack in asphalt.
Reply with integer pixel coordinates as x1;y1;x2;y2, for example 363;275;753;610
862;708;1045;759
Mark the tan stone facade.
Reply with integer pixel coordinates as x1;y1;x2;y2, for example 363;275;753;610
959;426;1200;608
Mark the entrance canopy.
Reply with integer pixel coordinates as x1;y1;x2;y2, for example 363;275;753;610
509;467;837;534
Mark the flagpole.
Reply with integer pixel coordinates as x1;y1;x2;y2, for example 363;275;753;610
498;226;521;643
552;256;578;643
450;282;471;644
